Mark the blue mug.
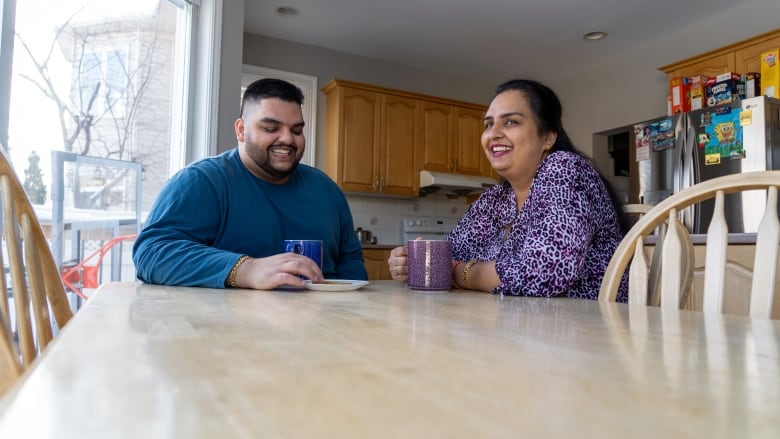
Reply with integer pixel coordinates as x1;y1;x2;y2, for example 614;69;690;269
284;239;323;278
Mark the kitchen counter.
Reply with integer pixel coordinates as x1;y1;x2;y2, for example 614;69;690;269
361;244;399;250
645;232;756;245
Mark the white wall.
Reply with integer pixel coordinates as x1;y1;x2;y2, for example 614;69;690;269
215;0;245;153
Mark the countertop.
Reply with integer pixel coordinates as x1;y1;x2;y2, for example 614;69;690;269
365;234;758;250
361;244;399;250
645;232;757;245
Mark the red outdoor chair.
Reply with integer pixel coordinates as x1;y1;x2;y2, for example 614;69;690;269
61;234;137;300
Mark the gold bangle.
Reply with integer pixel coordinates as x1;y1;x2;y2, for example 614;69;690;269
226;255;250;288
461;260;477;290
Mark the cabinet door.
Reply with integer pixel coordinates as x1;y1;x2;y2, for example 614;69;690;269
380;95;420;196
735;34;780;74
453;107;486;176
668;52;735;78
363;249;393;280
420;101;454;172
340;88;381;193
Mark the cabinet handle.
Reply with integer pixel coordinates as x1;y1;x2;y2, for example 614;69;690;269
373;176;380;191
380;177;385;192
454;159;459;170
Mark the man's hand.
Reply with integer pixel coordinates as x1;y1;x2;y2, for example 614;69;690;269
233;253;323;290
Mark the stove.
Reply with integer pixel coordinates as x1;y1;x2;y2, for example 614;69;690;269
402;216;458;242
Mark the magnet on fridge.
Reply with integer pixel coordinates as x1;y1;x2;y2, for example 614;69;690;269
739;109;752;126
705;153;721;165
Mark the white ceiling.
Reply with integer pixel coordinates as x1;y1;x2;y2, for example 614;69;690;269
243;0;766;84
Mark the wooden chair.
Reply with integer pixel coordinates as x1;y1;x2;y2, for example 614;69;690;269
600;171;780;318
0;147;73;395
623;203;655;216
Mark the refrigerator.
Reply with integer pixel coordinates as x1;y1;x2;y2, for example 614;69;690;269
630;96;780;233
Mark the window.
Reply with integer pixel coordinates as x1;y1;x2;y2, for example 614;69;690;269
0;0;222;287
6;0;205;213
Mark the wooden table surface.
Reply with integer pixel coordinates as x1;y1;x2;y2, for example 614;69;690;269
1;281;778;438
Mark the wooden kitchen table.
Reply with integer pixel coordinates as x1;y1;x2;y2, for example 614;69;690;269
0;281;778;438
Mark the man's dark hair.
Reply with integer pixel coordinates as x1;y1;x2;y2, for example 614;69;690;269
240;78;304;117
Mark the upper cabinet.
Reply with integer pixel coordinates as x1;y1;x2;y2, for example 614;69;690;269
420;102;490;177
659;28;780;78
323;79;492;196
322;81;419;197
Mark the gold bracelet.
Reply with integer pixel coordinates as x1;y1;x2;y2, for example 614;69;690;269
226;255;250;288
461;260;477;290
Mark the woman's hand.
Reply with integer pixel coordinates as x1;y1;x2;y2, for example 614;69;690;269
387;245;409;283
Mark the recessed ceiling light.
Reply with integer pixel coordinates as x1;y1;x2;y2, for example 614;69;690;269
276;6;300;17
583;31;608;41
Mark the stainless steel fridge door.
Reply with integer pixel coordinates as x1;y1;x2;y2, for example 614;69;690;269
631;114;686;206
687;97;776;233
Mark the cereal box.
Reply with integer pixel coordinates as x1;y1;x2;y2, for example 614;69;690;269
743;72;761;98
705;72;741;106
669;77;691;114
689;75;711;110
761;49;779;98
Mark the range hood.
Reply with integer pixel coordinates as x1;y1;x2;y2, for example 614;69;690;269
419;170;498;196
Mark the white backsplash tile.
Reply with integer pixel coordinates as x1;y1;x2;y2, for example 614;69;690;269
347;193;468;245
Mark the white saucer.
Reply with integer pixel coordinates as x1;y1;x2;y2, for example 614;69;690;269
305;279;370;292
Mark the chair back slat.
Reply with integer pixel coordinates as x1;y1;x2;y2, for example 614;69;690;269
703;191;729;313
628;239;649;305
660;209;694;309
750;186;779;318
23;214;55;348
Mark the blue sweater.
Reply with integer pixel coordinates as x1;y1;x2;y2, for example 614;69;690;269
133;148;367;287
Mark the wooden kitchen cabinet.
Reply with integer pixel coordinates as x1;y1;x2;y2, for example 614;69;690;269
420;102;492;177
362;248;393;281
735;32;780;74
659;28;780;78
323;81;419;196
324;78;494;197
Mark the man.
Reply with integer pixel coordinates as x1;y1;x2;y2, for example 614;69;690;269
133;78;367;289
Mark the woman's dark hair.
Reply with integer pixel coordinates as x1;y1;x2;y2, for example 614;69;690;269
494;79;630;233
239;78;304;117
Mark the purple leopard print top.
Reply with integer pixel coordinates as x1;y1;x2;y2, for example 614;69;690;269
449;151;628;301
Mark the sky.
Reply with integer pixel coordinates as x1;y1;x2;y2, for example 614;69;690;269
8;0;158;184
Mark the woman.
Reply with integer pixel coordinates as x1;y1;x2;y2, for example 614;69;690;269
388;79;628;300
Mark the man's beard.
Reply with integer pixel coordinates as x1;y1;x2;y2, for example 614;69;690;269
260;157;299;179
248;140;301;180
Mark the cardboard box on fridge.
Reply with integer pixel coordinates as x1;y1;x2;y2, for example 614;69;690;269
669;77;691;114
705;72;741;106
744;72;761;98
689;75;711;110
761;49;779;98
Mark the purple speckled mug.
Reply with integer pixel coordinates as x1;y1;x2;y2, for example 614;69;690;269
407;240;453;291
